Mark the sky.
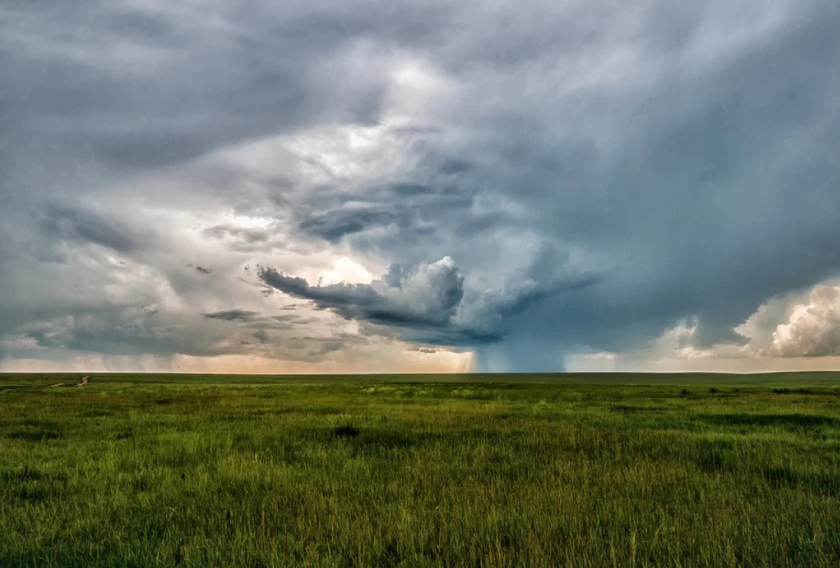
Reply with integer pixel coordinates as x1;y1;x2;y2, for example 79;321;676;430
1;0;839;374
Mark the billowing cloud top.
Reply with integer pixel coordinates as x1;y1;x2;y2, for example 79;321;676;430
1;0;839;373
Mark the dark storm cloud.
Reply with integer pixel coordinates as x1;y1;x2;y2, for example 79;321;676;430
203;310;301;331
259;258;465;329
491;6;840;363
7;305;241;359
203;310;262;322
307;341;343;357
0;0;452;173
299;209;399;243
39;205;139;254
1;0;839;371
292;181;477;245
259;257;601;346
273;1;840;370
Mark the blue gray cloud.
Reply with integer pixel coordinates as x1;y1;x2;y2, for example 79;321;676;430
1;0;839;371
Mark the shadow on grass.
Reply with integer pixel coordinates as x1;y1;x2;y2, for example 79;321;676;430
611;405;667;413
1;466;68;483
115;428;134;440
340;427;419;456
4;419;66;441
0;550;149;568
763;465;840;496
693;440;736;473
695;413;837;428
1;466;69;503
333;424;360;438
79;409;115;418
319;425;441;457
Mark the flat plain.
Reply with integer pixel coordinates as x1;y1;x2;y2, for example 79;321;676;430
1;372;839;567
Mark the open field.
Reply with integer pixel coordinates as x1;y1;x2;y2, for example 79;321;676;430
2;373;840;567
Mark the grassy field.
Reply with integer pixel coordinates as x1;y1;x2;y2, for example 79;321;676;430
1;372;840;567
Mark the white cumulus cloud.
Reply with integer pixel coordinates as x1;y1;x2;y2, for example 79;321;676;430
769;285;840;357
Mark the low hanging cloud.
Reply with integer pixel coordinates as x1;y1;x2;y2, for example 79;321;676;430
258;256;602;347
259;257;465;330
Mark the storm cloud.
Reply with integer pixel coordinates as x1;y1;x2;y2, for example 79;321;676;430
203;310;262;323
259;257;464;328
1;0;839;372
769;286;840;358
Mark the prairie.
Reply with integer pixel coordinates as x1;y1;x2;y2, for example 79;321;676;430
2;373;839;567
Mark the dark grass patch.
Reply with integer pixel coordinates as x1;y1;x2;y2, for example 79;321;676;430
333;424;360;438
230;434;300;462
0;386;51;394
155;449;206;469
2;466;69;503
11;487;52;502
141;420;201;433
115;429;134;440
310;407;344;416
692;439;737;473
6;420;66;441
763;465;840;496
772;388;817;395
695;413;837;429
329;425;430;456
1;466;68;483
150;398;179;406
611;405;666;413
79;409;115;418
131;476;150;493
696;447;728;473
18;419;61;428
352;430;415;452
449;388;496;400
374;540;402;566
246;407;293;417
215;477;279;501
214;412;257;422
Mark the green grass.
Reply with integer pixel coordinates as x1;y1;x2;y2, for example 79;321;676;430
1;373;840;567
